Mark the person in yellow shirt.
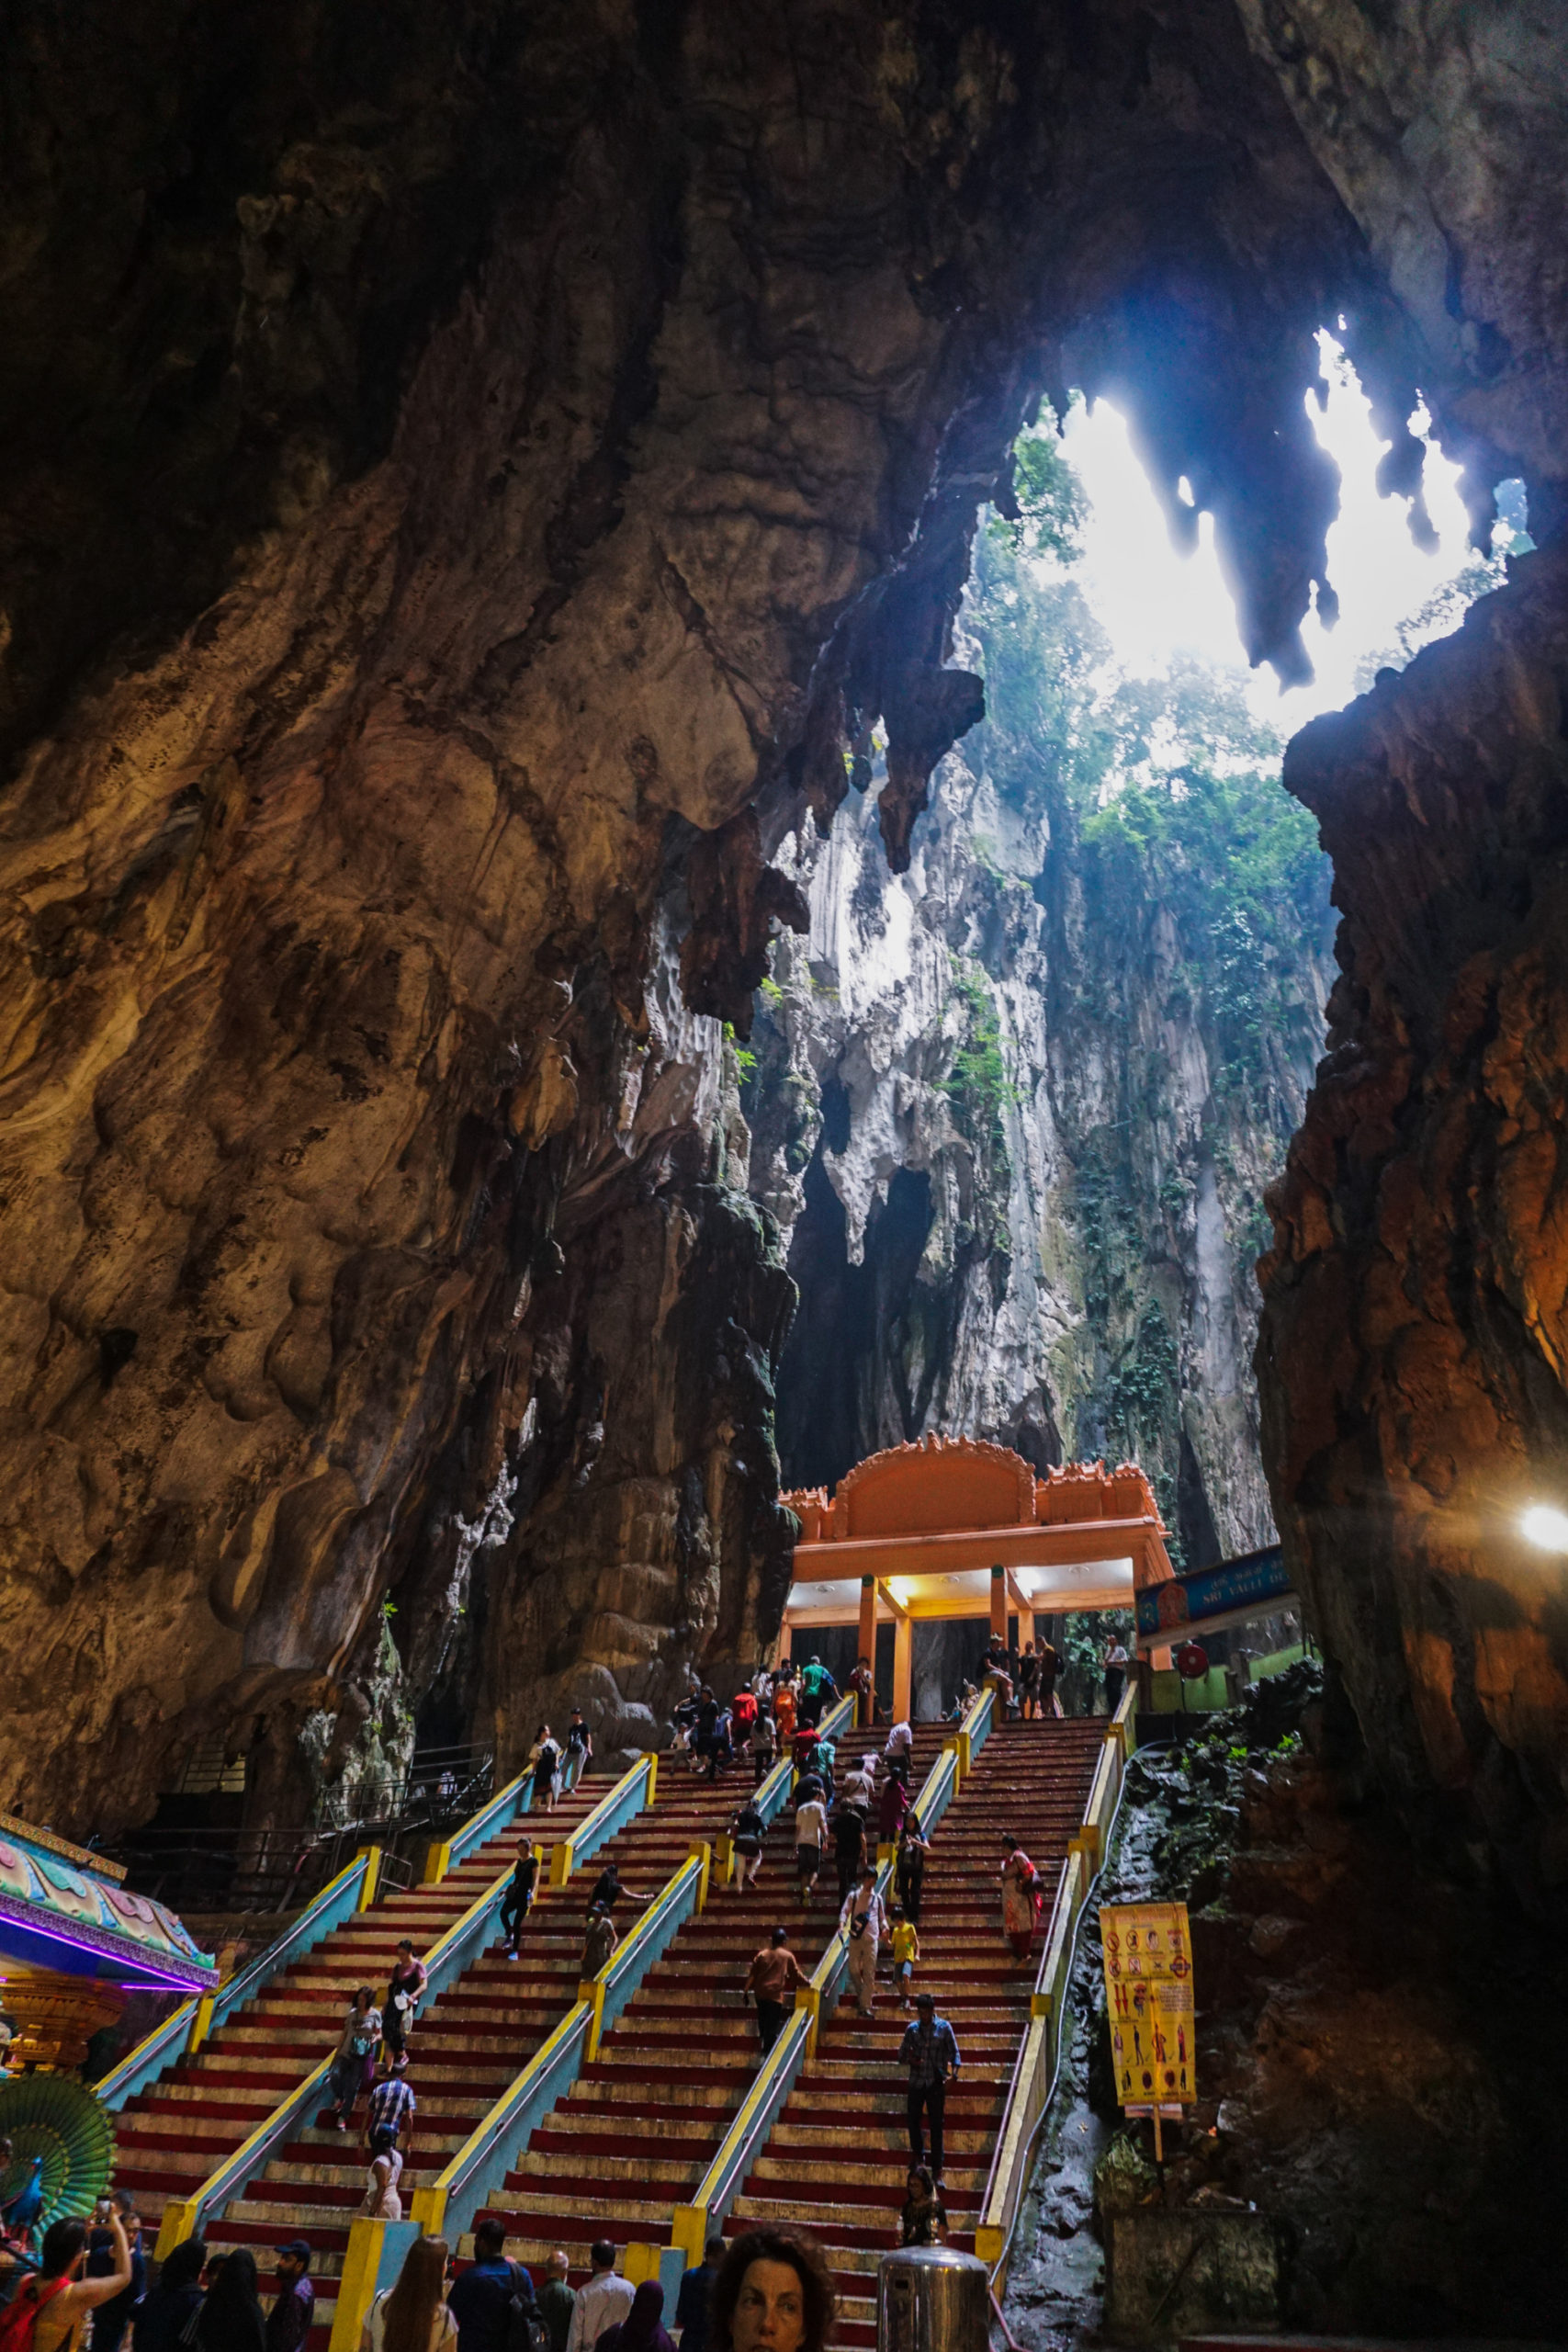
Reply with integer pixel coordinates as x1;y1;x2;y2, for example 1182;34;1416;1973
891;1905;919;2007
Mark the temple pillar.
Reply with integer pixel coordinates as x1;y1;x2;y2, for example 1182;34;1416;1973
893;1611;913;1726
857;1577;877;1723
990;1564;1007;1639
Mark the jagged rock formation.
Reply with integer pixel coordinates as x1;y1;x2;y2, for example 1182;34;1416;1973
0;0;1563;1845
748;544;1335;1571
1258;542;1568;1915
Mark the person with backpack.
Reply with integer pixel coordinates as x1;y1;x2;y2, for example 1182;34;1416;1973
500;1843;541;1956
1017;1642;1041;1721
446;2216;539;2352
131;2237;206;2351
729;1796;766;1892
0;2211;130;2352
329;1987;383;2131
840;1864;887;2017
529;1725;563;1812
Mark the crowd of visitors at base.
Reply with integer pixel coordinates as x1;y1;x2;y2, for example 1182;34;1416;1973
0;2211;843;2352
0;1631;1131;2347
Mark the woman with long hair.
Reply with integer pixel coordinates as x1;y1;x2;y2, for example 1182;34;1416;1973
899;2165;949;2247
195;2246;266;2352
594;2279;677;2352
330;1985;383;2131
528;1725;561;1814
363;2121;404;2219
708;2230;835;2352
132;2234;208;2351
360;2233;457;2352
6;2211;130;2350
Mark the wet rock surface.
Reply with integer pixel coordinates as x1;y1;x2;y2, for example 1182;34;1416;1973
1004;1667;1568;2344
1258;544;1568;1917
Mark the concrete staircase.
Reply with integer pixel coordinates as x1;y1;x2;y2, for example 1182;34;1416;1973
109;1771;607;2243
180;1763;761;2346
728;1717;1102;2344
476;1728;953;2277
118;1712;1106;2349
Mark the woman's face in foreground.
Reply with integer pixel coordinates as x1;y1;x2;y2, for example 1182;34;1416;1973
732;2259;806;2352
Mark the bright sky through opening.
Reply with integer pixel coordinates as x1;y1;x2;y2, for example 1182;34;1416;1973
1060;333;1485;726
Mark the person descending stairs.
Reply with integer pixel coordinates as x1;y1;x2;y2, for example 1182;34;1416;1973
189;1758;769;2346
725;1714;1103;2345
476;1726;952;2279
109;1769;608;2243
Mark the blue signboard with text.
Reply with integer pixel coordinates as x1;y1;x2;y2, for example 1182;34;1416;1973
1135;1544;1292;1639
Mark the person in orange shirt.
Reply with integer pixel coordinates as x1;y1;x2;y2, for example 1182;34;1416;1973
773;1677;796;1741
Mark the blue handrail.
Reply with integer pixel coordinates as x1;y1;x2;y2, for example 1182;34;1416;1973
100;1845;380;2115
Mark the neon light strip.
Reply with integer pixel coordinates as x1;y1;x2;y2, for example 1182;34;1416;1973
0;1894;215;1991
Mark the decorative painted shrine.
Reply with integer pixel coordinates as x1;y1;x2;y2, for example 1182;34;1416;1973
0;1815;217;2074
780;1436;1177;1719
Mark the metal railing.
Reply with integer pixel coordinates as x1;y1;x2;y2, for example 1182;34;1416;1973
98;1847;383;2115
547;1753;655;1886
973;1683;1137;2279
331;1847;713;2350
666;1721;972;2280
423;1747;585;1885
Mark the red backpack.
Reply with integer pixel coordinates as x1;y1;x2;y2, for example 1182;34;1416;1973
0;2278;70;2351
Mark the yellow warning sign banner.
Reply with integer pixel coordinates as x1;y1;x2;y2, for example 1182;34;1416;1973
1100;1901;1195;2107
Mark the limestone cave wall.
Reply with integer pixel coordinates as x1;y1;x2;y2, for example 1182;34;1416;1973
0;0;1563;1846
746;544;1336;1572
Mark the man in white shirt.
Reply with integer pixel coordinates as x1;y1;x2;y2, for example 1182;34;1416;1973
565;2243;634;2352
840;1865;887;2016
841;1755;877;1812
884;1720;913;1784
795;1790;829;1905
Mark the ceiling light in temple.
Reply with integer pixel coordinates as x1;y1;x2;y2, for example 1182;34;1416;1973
1520;1505;1568;1554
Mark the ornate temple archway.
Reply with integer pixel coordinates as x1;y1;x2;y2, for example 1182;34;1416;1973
780;1437;1177;1719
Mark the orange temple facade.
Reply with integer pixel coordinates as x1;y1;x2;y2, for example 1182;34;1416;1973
779;1436;1177;1720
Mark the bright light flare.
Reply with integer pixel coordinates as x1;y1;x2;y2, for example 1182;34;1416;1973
1520;1504;1568;1553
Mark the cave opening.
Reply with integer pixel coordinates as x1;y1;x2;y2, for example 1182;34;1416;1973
756;357;1520;1585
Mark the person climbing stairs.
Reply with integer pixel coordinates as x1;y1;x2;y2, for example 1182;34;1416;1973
472;1727;952;2280
724;1715;1103;2344
182;1760;764;2346
108;1770;607;2241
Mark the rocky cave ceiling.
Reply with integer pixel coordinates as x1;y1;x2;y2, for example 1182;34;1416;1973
0;0;1564;1900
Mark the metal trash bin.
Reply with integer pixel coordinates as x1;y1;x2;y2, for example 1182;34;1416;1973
877;2246;989;2352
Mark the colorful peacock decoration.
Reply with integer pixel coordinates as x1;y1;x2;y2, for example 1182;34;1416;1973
0;2077;114;2245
